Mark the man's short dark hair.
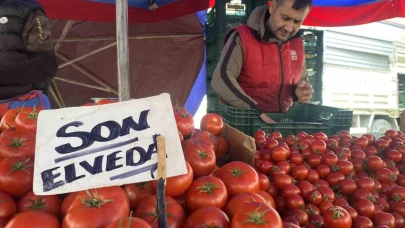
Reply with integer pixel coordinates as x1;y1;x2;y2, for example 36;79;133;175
275;0;313;10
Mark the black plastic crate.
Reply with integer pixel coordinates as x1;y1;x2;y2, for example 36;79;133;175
214;102;353;137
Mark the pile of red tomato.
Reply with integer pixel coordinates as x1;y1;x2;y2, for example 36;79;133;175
0;102;283;228
253;128;405;228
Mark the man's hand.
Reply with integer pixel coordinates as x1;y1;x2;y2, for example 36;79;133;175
295;80;314;104
260;113;276;124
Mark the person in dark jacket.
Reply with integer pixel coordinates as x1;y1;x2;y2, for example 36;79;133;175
211;0;314;123
0;0;58;104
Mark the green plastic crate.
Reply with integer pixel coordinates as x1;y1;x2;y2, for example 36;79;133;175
214;103;353;137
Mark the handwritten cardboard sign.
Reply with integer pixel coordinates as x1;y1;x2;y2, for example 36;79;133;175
33;93;187;195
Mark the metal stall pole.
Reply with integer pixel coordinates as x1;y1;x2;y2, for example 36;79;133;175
116;0;131;101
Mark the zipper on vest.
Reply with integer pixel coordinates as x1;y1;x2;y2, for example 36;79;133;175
277;45;284;113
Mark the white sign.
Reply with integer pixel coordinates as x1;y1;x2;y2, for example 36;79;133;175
33;93;187;195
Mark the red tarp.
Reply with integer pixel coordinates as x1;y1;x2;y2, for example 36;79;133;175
36;0;215;23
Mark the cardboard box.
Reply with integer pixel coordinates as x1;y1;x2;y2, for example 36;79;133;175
217;124;256;166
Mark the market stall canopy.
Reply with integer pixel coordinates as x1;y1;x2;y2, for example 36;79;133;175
36;0;215;23
35;0;209;113
302;0;405;26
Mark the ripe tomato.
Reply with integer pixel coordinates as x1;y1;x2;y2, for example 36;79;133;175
365;146;378;157
273;173;293;190
134;194;184;228
173;105;194;137
224;192;266;219
200;113;224;136
231;202;282;228
257;190;275;209
123;182;155;210
290;165;309;180
282;184;301;199
270;132;283;142
336;160;354;175
323;206;352;228
386;150;403;163
216;161;260;197
339;178;358;196
14;107;43;133
311;140;327;154
312;132;328;141
254;129;266;139
17;190;61;217
322;153;338;166
184;206;230;228
0;157;33;198
372;212;395;228
258;174;270;191
106;217;151;228
285;195;305;210
352;216;373;228
290;208;309;226
290;152;304;165
0;190;16;221
296;132;308;140
271;146;287;162
390;186;405;202
357;177;375;193
0;107;32;132
306;169;320;184
326;172;345;187
386;130;399;139
60;192;78;219
186;176;228;212
306;154;322;168
317;186;335;203
316;164;331;179
367;156;384;171
216;136;229;155
307;190;322;205
353;198;375;218
183;143;216;178
355;136;369;149
63;187;130;228
152;162;193;197
391;212;405;228
0;130;35;159
296;180;315;199
5;211;60;228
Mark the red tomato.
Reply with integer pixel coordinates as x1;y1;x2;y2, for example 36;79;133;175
257;190;276;209
322;153;338;166
184;206;230;228
173;105;194;138
273;173;293;190
311;140;327;154
216;136;229;155
312;132;328;141
323;206;352;228
14;107;43;133
63;187;130;228
106;217;151;228
339;178;358;196
0;191;16;221
391;212;405;228
290;152;304;165
270;132;283;142
96;99;116;105
0;157;34;198
216;161;260;197
271;146;287;162
353;198;375;218
82;102;96;106
390;186;405;202
367;156;384;171
60;192;78;219
0;130;35;159
135;194;185;228
386;150;403;163
5;211;60;228
17;190;61;217
183;143;216;178
296;180;315;199
357;177;375;193
352;216;373;228
258;174;270;191
254;129;266;139
306;154;322;168
186;176;228;212
290;208;309;226
152;162;193;197
372;212;395;228
290;164;309;180
316;164;331;179
307;190;322;205
386;130;399;138
123;181;155;211
231;202;282;228
0;107;32;132
355;136;369;149
224;192;266;219
326;139;339;151
285;195;305;210
200;113;224;136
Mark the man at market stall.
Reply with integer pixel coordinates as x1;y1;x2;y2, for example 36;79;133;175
0;0;58;109
211;0;314;123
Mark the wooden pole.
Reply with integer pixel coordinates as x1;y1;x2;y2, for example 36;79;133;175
156;136;168;228
116;0;130;102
